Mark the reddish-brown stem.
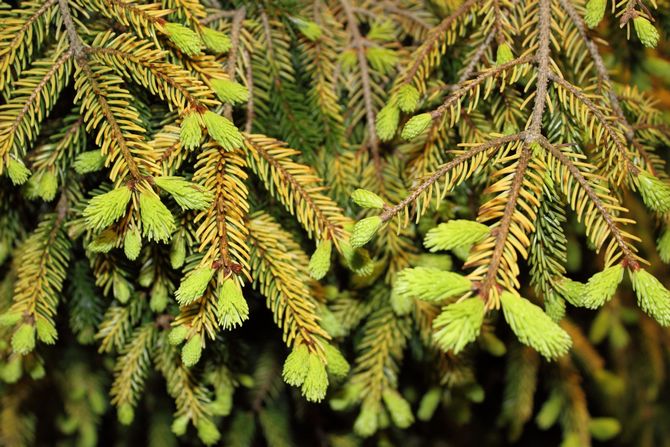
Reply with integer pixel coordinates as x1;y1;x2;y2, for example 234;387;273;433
537;136;639;270
477;145;531;300
400;0;480;86
557;0;655;175
223;7;246;120
380;132;525;222
548;72;639;175
339;0;384;189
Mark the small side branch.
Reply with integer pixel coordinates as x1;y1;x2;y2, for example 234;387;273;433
537;136;639;269
548;72;638;175
380;132;525;222
339;0;384;188
451;31;497;90
431;55;533;120
557;0;656;174
477;145;532;300
400;0;480;86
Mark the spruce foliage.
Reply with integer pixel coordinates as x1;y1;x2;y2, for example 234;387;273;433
1;0;670;446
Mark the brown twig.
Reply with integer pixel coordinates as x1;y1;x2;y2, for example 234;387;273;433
526;0;551;139
477;144;531;300
57;0;86;58
557;0;655;175
380;132;525;222
537;135;639;270
339;0;384;190
223;7;246;120
548;71;639;175
399;0;480;87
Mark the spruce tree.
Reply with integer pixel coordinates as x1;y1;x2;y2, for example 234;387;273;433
0;0;669;445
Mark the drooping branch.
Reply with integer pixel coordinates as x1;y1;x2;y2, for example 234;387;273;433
244;134;347;245
339;0;384;189
0;49;73;162
548;71;638;176
398;0;480;88
58;0;147;180
537;136;640;270
526;0;551;138
557;0;656;175
76;62;143;180
478;0;549;300
477;145;532;301
380;132;526;223
431;55;533;121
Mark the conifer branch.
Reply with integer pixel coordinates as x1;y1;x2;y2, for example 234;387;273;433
476;146;531;302
244;134;347;246
76;62;144;181
153;334;212;423
9;197;71;339
59;0;150;181
397;0;479;90
431;55;533;121
102;0;166;27
537;136;639;269
455;31;497;88
222;7;245;120
339;0;384;188
0;0;57;90
0;48;73;166
380;132;525;223
85;44;213;111
193;145;249;276
2;0;670;442
472;0;550;302
248;212;329;354
29;113;84;175
548;71;638;176
110;323;156;409
557;0;657;176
